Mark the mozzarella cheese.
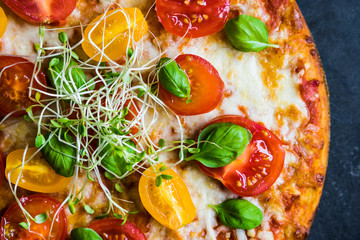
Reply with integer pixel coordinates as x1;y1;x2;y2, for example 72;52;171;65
0;0;312;239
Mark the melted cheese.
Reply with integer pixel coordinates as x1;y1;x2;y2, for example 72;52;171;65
0;1;312;240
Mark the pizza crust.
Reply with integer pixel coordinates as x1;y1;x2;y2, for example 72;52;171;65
0;0;329;239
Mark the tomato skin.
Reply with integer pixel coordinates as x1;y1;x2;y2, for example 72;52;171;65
0;194;67;240
197;115;285;196
3;0;76;25
0;7;7;38
139;166;196;230
82;8;148;62
156;0;230;38
5;148;71;193
88;219;146;240
0;56;47;117
159;54;224;116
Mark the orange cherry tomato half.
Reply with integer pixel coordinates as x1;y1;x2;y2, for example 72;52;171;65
159;54;224;116
5;148;71;193
0;56;47;117
88;219;146;240
3;0;76;25
139;166;196;230
0;194;67;240
0;7;7;38
197;115;285;196
156;0;230;38
82;8;148;62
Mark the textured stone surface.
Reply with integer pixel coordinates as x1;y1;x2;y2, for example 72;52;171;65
297;0;360;239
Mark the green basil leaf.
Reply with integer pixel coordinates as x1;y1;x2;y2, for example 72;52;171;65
187;122;252;168
41;132;77;177
157;57;190;98
34;213;48;224
48;56;93;95
100;140;137;176
210;199;263;230
225;15;279;52
70;228;102;240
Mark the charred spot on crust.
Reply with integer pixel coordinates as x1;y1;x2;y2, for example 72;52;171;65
305;36;313;43
315;173;325;185
310;49;317;56
294;225;310;239
282;193;300;211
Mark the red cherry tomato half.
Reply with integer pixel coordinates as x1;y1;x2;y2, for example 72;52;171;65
0;56;47;117
0;194;67;240
159;54;224;116
198;115;285;196
3;0;77;25
88;219;146;240
156;0;230;38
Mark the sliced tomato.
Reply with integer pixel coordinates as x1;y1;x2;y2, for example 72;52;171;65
0;56;47;117
0;7;7;38
5;148;71;193
82;8;148;62
159;54;224;116
88;219;146;240
0;194;67;240
156;0;230;38
197;115;285;196
139;165;196;230
3;0;76;25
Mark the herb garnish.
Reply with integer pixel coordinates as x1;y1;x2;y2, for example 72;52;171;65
186;122;252;168
156;57;191;102
225;15;279;52
209;199;263;229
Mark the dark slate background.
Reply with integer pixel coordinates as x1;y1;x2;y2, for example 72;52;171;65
297;0;360;239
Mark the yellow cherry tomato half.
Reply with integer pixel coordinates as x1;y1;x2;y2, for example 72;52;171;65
5;147;71;193
139;165;196;230
82;7;148;62
0;7;7;38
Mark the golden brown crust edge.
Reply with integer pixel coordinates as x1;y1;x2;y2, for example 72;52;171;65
258;1;330;239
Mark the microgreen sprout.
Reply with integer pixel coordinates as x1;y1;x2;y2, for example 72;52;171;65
4;4;195;233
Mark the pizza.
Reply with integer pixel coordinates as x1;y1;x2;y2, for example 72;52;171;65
0;0;329;239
